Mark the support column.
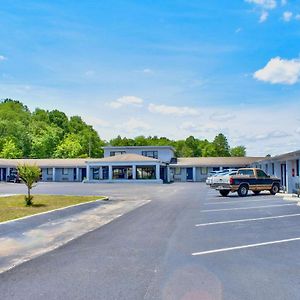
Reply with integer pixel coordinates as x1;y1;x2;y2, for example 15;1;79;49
52;168;56;182
286;160;293;193
156;164;160;181
76;167;80;182
99;166;103;180
167;165;170;183
193;167;196;182
86;165;90;181
132;165;136;180
108;165;113;181
6;167;10;181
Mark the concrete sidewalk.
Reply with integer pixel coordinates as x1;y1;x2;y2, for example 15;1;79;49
0;198;150;273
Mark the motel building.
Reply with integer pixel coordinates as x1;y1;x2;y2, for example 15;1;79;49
252;150;300;194
0;146;260;184
0;145;299;193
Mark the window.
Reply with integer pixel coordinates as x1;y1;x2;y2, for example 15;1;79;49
213;167;220;171
257;169;267;178
62;168;69;175
112;167;132;179
272;163;275;175
46;168;53;175
136;166;156;179
201;167;208;175
102;166;109;180
92;168;99;180
297;160;300;177
141;151;158;159
110;151;125;156
175;167;181;175
238;169;254;176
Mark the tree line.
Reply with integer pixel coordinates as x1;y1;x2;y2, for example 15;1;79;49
0;99;246;159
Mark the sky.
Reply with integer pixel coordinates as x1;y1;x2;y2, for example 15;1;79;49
0;0;300;156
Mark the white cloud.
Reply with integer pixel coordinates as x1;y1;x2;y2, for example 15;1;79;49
108;96;144;109
148;103;199;116
281;0;287;6
0;55;7;61
259;11;269;22
119;118;150;132
235;27;243;33
245;0;277;10
283;11;293;22
295;14;300;20
84;70;95;77
210;112;236;122
296;127;300;134
84;116;110;128
254;57;300;84
142;68;154;74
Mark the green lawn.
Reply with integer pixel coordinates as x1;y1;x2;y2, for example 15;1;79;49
0;195;106;223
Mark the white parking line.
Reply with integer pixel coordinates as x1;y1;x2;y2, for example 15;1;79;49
202;203;296;212
195;213;300;227
192;237;300;256
204;198;289;205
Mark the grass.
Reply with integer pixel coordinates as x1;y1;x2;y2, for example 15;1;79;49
0;194;106;223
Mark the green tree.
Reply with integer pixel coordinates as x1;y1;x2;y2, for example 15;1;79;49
212;133;230;157
54;134;83;158
230;146;246;157
0;139;23;158
17;164;41;206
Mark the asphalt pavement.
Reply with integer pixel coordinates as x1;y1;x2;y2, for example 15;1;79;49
1;182;300;299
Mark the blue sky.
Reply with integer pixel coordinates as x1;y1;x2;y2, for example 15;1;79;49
0;0;300;155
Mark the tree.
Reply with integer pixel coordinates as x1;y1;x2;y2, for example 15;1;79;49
212;133;230;157
0;139;23;158
54;134;83;158
17;164;41;206
230;146;246;157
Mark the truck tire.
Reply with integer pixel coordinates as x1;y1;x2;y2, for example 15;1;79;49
253;191;261;195
238;184;249;197
270;184;280;195
219;190;230;197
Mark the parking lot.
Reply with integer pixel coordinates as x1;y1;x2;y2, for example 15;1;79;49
1;182;300;299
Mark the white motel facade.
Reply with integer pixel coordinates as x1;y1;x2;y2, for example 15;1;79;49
0;145;299;194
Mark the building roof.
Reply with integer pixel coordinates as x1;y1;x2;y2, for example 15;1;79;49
86;153;160;164
171;157;263;167
103;145;175;151
254;149;300;163
0;158;100;168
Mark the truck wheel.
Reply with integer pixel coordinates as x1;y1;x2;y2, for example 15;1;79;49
270;184;280;195
219;190;230;197
253;191;261;195
238;184;248;197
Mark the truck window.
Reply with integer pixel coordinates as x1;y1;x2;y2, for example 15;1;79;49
257;170;267;178
238;169;254;176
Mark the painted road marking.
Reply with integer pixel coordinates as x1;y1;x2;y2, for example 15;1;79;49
195;213;300;227
202;203;296;212
192;237;300;256
204;198;289;205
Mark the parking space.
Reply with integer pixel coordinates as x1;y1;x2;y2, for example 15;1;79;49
189;187;300;298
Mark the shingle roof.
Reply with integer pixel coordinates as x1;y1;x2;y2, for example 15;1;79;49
0;158;99;168
86;153;160;163
171;157;263;167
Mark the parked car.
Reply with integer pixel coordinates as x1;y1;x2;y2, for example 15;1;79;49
206;170;227;185
214;168;281;197
6;171;21;183
206;169;237;186
210;170;238;188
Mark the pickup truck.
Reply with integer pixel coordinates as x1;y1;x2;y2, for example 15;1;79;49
210;170;238;188
215;168;281;197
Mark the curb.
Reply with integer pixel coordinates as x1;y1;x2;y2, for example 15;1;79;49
0;196;109;225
